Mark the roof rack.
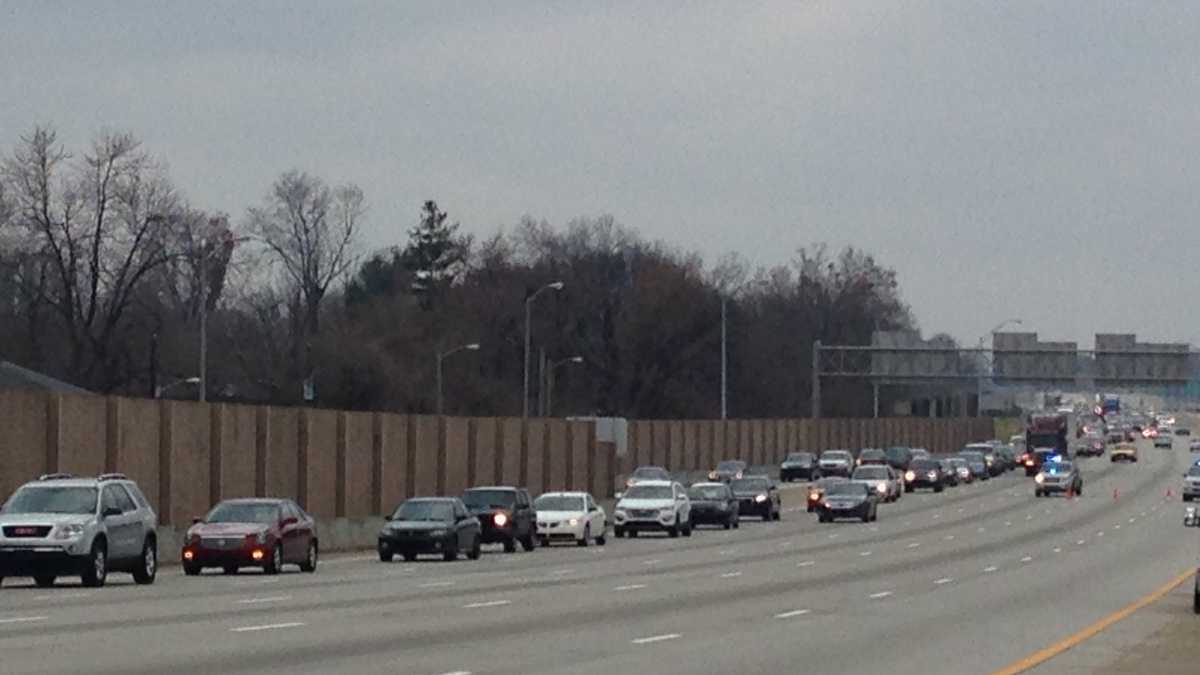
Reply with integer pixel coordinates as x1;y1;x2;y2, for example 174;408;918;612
97;473;129;482
38;472;74;481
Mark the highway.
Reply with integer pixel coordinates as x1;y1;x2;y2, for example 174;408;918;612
0;437;1194;675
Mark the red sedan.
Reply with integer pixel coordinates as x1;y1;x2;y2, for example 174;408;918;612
182;498;318;575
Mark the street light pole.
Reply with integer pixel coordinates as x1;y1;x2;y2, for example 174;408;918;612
976;318;1023;417
436;342;481;415
523;282;564;418
547;356;583;417
721;296;728;420
155;376;201;400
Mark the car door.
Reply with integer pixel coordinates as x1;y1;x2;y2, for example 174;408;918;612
585;495;604;534
280;502;306;562
516;490;532;539
101;486;136;561
452;501;472;549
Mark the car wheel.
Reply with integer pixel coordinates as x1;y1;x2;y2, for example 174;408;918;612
264;543;283;575
299;541;318;573
578;526;591;547
132;538;157;585
861;510;870;523
379;548;393;562
402;552;417;562
539;536;550;547
223;565;239;575
683;520;693;537
1076;484;1082;497
762;510;771;522
614;527;624;539
443;540;458;562
818;513;829;523
904;485;913;493
183;563;201;576
468;535;482;560
503;538;517;553
629;530;639;538
596;530;607;546
1186;496;1194;503
81;540;108;588
772;508;781;521
723;520;731;530
733;518;740;529
521;531;537;552
1194;584;1200;615
668;518;680;538
34;575;55;588
935;485;944;493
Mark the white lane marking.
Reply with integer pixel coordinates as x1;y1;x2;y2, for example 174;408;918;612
1097;531;1105;538
231;622;305;633
33;592;89;601
643;559;662;566
463;600;511;609
1004;521;1012;527
1053;548;1062;553
1020;556;1033;562
779;541;794;548
907;542;921;549
934;577;953;585
1076;540;1086;545
614;584;648;591
419;581;455;589
720;572;742;578
1130;517;1137;523
719;549;734;556
1025;514;1033;521
244;577;281;585
944;535;955;541
797;560;816;568
632;633;682;645
0;616;48;625
775;609;811;619
436;671;473;675
869;527;879;533
859;551;872;557
551;569;574;576
958;508;965;513
977;527;986;533
827;533;839;539
237;595;291;605
932;513;941;519
903;521;912;526
983;566;998;573
1114;524;1121;530
868;591;894;599
1141;511;1147;517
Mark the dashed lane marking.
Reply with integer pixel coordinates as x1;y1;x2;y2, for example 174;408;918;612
868;591;894;599
237;596;291;605
0;616;47;625
797;560;816;568
632;633;682;645
614;584;648;591
907;542;921;549
934;577;954;585
775;609;811;619
720;572;743;578
859;551;872;557
419;581;455;589
1020;556;1033;563
983;566;998;573
463;600;511;609
231;622;305;633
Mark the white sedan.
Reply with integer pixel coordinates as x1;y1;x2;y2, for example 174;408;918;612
533;491;607;547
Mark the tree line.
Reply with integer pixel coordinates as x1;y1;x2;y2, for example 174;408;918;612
0;126;926;418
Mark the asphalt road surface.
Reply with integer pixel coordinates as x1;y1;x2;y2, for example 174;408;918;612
1;437;1194;675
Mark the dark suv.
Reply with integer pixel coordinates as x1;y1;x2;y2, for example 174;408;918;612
461;487;537;552
885;447;914;472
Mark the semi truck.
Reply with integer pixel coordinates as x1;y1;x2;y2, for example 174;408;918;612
1101;394;1120;417
1022;412;1070;475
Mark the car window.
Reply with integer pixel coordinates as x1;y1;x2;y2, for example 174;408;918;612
125;484;151;510
112;485;137;513
102;486;125;514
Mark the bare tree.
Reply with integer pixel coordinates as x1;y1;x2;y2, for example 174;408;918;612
1;126;181;389
249;171;362;336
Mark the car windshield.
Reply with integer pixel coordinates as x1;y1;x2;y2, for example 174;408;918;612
1044;463;1073;474
860;450;885;459
853;467;889;479
206;502;281;524
730;478;770;492
822;452;851;461
960;452;985;462
394;500;454;521
623;485;674;500
785;453;813;462
911;460;939;471
827;483;868;496
3;486;97;515
632;467;669;480
716;461;745;471
688;485;728;500
885;448;908;459
462;489;516;509
1188;467;1200;477
533;495;585;512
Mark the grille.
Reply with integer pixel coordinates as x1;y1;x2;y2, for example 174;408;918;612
629;509;658;519
2;526;52;538
201;536;246;550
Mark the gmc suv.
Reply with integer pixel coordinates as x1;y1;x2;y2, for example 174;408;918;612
0;473;158;588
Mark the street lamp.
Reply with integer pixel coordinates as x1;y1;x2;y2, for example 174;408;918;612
436;343;481;415
155;376;201;400
523;281;564;418
976;318;1023;416
546;356;583;417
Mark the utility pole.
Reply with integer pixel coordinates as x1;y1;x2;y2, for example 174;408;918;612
721;297;728;420
523;282;564;418
811;340;822;419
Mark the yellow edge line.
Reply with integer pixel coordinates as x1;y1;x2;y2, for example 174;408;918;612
992;567;1195;675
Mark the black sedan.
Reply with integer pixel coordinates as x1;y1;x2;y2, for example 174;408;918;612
780;452;820;482
904;458;947;493
816;482;878;523
687;482;739;529
730;476;781;521
710;459;748;483
378;498;481;562
806;476;849;512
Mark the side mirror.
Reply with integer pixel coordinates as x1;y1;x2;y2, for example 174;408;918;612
383;514;393;521
191;516;204;525
614;492;624;500
102;506;122;518
280;517;298;527
675;494;687;501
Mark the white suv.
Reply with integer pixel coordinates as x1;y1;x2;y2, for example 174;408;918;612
0;473;158;588
613;480;692;538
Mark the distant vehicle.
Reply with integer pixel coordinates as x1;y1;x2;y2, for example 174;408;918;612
779;452;820;482
1190;439;1200;453
687;482;739;529
995;445;1018;471
904;458;946;493
533;492;607;547
613;481;692;538
936;458;960;486
1143;427;1160;440
958;451;990;481
1027;413;1069;457
851;465;902;502
184;498;318;576
806;476;849;512
1010;435;1027;453
377;497;481;562
819;450;855;478
730;476;781;521
1034;461;1082;498
964;443;1003;476
710;459;748;483
857;448;888;467
885;447;915;472
626;466;671;488
1155;433;1174;449
910;448;931;460
1110;443;1138;463
816;482;878;523
945;457;972;483
1176;427;1192;436
0;473;158;588
1073;437;1105;458
462;487;538;552
1182;466;1200;503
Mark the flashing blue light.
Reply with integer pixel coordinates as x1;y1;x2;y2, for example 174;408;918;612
1048;454;1063;463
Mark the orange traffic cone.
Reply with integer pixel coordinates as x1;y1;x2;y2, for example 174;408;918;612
1166;488;1174;499
1066;485;1075;500
1113;487;1119;501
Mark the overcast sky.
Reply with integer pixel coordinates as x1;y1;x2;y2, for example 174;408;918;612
3;1;1198;347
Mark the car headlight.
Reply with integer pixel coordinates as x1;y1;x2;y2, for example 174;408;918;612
755;494;767;503
1034;474;1045;484
876;483;887;494
614;509;627;519
429;530;447;538
709;471;718;480
568;518;579;527
494;513;509;527
927;472;937;480
904;471;916;481
53;523;86;540
659;508;675;519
